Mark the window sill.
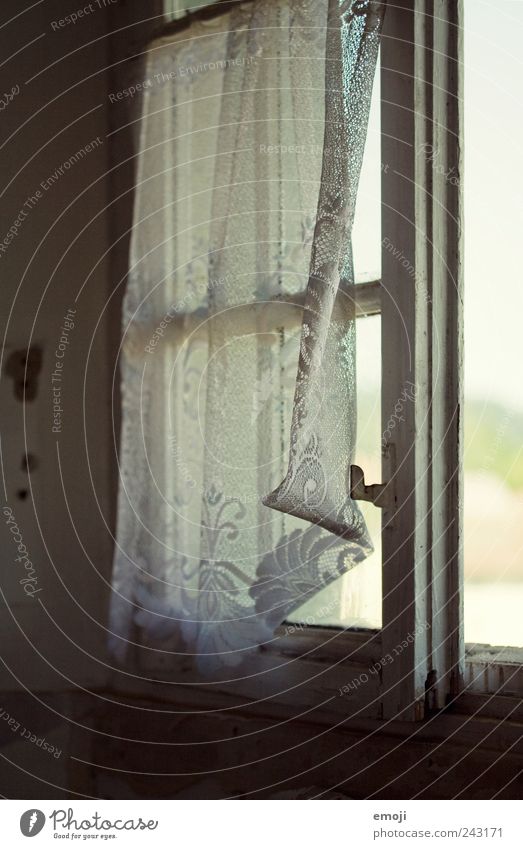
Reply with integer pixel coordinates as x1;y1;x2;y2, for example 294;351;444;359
117;626;523;728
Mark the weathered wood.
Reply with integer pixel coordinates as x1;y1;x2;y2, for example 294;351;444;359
89;683;522;799
454;692;523;723
380;0;464;719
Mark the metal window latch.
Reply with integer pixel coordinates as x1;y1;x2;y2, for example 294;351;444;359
350;464;395;509
350;444;396;509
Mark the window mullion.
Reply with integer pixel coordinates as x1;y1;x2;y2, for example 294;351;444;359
380;0;464;720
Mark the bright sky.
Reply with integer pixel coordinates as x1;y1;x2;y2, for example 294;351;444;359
464;0;523;411
353;0;523;413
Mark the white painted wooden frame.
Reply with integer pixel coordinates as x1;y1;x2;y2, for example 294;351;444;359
380;0;464;720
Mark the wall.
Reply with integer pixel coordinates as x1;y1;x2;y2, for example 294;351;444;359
0;0;117;693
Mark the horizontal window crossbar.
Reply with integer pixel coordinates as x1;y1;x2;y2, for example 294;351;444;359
125;278;382;353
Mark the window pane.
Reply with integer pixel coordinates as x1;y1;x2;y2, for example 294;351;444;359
287;56;382;631
464;0;523;648
353;56;381;283
164;1;208;20
288;314;382;629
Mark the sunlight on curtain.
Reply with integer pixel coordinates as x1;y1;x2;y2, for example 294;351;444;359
109;0;385;673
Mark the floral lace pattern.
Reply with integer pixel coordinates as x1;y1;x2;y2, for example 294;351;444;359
108;0;385;674
263;0;386;541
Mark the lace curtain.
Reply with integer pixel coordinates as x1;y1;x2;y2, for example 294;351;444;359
109;0;385;672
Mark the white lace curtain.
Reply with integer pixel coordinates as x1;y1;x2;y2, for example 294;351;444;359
109;0;385;672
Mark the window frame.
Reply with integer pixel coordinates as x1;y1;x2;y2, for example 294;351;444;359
133;0;522;722
378;0;464;720
164;0;187;20
277;0;466;721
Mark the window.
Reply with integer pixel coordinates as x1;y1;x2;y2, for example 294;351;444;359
128;0;522;721
293;0;466;720
288;62;383;631
164;1;208;21
161;2;383;636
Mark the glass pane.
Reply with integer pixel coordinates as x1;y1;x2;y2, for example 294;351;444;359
288;314;382;629
287;55;382;631
464;0;523;648
164;1;208;21
353;56;381;283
